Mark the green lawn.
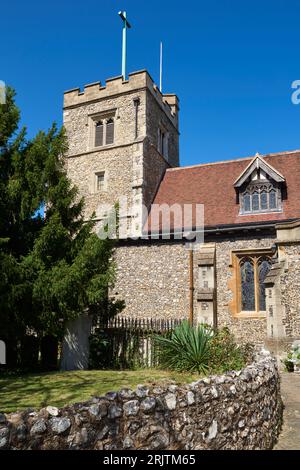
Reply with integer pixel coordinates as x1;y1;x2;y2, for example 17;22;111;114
0;369;200;413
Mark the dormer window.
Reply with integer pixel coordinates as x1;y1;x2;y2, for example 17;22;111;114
234;154;285;215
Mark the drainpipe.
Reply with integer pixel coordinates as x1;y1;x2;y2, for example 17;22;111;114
189;249;194;325
133;97;140;139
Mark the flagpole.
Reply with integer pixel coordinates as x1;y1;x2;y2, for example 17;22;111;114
160;41;163;93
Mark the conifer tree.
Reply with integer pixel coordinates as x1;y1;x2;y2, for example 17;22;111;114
0;88;123;348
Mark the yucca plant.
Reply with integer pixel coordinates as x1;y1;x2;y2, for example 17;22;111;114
155;320;212;374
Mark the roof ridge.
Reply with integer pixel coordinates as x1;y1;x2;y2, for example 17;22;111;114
167;149;300;172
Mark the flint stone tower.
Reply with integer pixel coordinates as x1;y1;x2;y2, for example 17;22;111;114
63;70;179;237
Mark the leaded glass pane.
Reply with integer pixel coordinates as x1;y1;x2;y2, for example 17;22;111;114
261;191;268;210
259;259;272;311
240;260;255;311
252;192;259;211
269;190;277;209
243;194;251;212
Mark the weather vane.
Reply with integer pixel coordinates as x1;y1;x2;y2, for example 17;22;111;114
118;11;131;81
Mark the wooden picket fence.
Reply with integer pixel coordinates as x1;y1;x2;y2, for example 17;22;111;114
90;316;185;369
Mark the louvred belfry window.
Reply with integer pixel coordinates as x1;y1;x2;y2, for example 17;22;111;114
93;114;115;148
95;120;103;147
105;118;114;145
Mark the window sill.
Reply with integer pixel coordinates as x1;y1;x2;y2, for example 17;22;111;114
91;143;115;151
233;311;267;319
238;209;283;216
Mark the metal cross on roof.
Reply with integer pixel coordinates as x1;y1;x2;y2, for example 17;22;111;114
118;11;131;81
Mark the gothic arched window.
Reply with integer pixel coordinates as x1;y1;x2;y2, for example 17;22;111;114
240;258;255;311
105;118;114;145
238;254;272;313
92;114;115;148
95;120;103;147
258;257;272;311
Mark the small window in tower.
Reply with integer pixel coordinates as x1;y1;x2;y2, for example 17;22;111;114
95;120;104;147
106;118;114;145
158;126;168;159
96;172;105;192
90;111;116;150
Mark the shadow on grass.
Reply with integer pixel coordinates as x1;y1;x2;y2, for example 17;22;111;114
0;369;199;413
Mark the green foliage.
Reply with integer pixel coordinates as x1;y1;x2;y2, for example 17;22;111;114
208;327;249;373
0;87;123;349
155;323;251;375
89;329;155;370
282;344;300;372
155;320;212;374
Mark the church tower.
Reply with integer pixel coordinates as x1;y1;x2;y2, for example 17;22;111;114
63;70;179;237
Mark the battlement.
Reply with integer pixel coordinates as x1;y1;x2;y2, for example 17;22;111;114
64;70;179;127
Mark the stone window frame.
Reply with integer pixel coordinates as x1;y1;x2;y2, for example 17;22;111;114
229;248;273;319
157;121;169;161
93;170;108;194
88;109;117;150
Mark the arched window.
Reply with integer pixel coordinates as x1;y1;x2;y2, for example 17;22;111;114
240;258;255;311
238;254;272;313
258;257;272;311
93;115;115;148
106;118;114;145
95;120;103;147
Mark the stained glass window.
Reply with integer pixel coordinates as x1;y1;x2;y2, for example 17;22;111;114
240;259;255;311
238;255;272;313
258;258;272;311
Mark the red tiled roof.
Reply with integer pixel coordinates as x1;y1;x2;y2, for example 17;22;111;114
148;150;300;231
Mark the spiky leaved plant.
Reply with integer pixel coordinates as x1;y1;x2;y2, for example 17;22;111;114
155;320;212;374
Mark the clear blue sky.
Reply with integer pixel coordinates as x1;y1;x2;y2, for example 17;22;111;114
2;0;300;166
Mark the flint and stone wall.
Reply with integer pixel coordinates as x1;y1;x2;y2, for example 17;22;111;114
113;242;190;320
0;353;282;450
279;244;300;338
64;70;179;230
113;235;277;344
216;234;276;344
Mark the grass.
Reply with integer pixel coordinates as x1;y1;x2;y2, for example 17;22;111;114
0;369;200;413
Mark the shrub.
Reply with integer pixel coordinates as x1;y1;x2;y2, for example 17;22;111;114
208;327;248;373
155;323;252;375
282;344;300;372
155;320;212;374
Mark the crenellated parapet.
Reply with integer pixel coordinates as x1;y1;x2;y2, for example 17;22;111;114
64;70;179;128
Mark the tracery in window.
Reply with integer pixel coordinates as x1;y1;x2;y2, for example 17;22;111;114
258;258;272;311
238;254;272;313
240;258;255;311
92;114;115;148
